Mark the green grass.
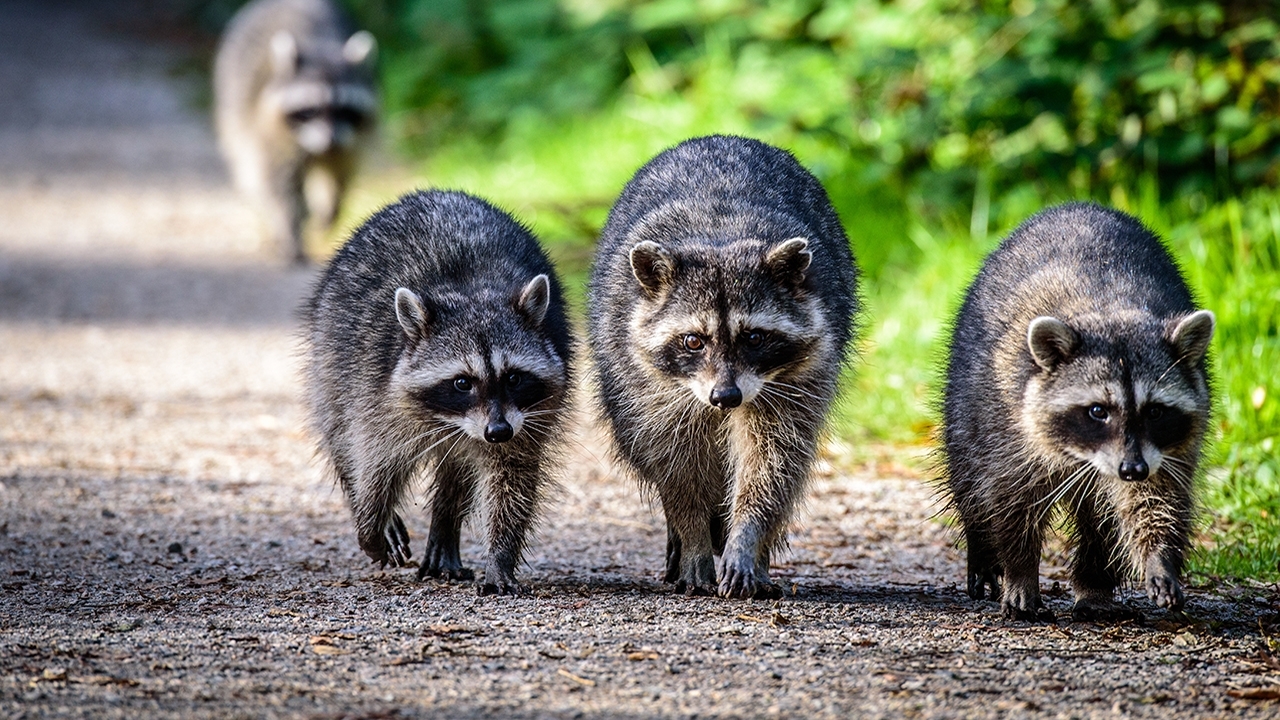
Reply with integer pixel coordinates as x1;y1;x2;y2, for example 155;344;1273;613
353;93;1279;582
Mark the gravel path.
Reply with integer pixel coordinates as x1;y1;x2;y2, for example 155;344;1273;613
1;2;1278;718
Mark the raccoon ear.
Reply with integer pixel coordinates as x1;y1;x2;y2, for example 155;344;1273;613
270;31;298;77
517;274;551;327
1027;316;1078;371
765;238;812;287
394;287;431;342
343;31;377;65
1168;310;1215;363
630;241;675;296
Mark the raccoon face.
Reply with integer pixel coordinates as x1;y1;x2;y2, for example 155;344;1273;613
628;238;825;409
1022;311;1214;482
389;275;565;445
267;31;377;155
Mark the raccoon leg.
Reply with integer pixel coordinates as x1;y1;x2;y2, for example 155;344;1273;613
1069;495;1137;622
718;410;813;601
350;459;415;569
991;512;1054;622
418;457;478;582
1125;478;1190;611
477;455;545;597
659;489;718;596
263;161;307;264
963;523;1002;602
663;522;681;584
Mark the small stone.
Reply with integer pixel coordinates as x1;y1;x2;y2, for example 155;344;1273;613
167;542;183;555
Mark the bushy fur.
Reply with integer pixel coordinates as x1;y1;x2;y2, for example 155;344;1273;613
214;0;377;263
941;202;1214;621
587;135;859;599
302;190;573;595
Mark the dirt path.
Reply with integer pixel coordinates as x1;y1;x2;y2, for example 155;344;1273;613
1;2;1278;718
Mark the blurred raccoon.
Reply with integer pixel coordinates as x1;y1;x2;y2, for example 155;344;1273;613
303;191;573;595
941;202;1214;621
588;135;859;600
214;0;377;263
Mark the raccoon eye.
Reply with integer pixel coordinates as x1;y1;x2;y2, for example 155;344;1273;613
683;334;705;352
452;377;473;393
745;330;765;347
1087;404;1109;422
287;108;321;124
1146;405;1164;420
505;371;523;387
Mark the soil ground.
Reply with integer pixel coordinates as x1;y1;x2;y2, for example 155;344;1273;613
1;2;1278;718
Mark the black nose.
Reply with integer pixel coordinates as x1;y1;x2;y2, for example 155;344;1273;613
484;420;514;444
709;386;743;409
1118;459;1149;482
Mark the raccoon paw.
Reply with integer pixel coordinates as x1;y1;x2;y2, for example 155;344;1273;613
1072;598;1140;623
477;566;525;597
360;514;412;568
1001;602;1056;623
416;549;474;582
1145;574;1185;610
717;557;776;600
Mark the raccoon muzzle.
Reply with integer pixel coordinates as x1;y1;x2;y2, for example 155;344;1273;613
484;401;514;443
709;384;743;409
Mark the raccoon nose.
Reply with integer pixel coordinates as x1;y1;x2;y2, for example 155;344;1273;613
1118;459;1149;482
484;420;514;444
709;385;743;409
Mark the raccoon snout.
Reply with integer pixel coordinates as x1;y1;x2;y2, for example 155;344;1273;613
484;419;514;444
1118;459;1149;482
709;385;743;409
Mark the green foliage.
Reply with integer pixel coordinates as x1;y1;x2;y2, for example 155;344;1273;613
345;0;1280;580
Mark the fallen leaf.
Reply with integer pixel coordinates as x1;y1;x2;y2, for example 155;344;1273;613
1228;688;1280;701
41;668;67;682
311;644;348;656
626;651;660;661
557;668;595;687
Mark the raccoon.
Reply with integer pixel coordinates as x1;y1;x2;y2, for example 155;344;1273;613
941;202;1214;621
587;135;859;600
214;0;377;264
302;190;573;595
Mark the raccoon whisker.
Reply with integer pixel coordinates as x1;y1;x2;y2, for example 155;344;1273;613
1034;463;1092;525
1154;354;1189;386
765;380;827;403
405;427;465;470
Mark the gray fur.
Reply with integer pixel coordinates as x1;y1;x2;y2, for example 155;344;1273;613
587;135;859;600
941;202;1213;622
214;0;377;263
302;191;573;595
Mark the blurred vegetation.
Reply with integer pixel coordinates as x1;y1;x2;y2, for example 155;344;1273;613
334;0;1279;580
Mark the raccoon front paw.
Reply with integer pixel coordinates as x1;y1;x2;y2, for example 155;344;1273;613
673;554;717;597
1000;586;1054;623
477;566;525;597
1145;573;1185;610
718;555;781;600
360;514;412;568
1072;598;1140;623
416;541;474;582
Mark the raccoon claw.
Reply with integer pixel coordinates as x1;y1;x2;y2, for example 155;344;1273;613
417;561;475;582
674;579;716;597
718;564;770;600
1145;574;1185;610
360;514;413;568
1072;599;1140;623
418;538;473;582
477;579;525;597
1001;603;1056;623
478;566;524;596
